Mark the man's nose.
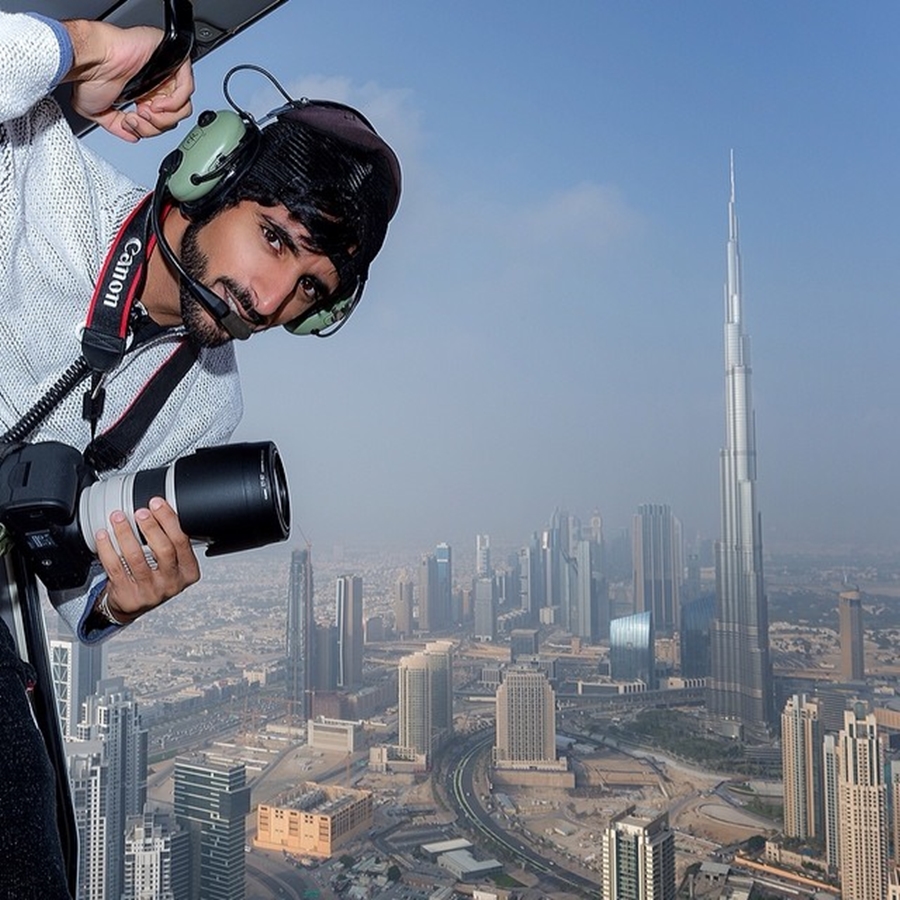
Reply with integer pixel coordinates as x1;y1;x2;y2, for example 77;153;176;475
253;271;303;319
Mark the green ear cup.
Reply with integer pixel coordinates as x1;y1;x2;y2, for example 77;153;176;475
167;110;249;204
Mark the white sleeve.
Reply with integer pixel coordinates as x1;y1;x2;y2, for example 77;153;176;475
0;12;69;122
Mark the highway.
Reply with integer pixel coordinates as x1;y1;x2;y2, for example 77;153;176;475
441;732;601;899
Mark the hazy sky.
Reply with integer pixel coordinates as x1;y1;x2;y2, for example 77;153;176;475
85;1;900;557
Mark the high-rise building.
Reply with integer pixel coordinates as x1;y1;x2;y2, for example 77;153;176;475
286;547;315;721
839;588;865;682
49;625;106;738
601;808;676;900
781;694;823;839
435;543;453;627
473;576;497;641
707;154;774;740
174;755;250;900
680;593;714;678
476;534;491;578
517;538;542;619
494;666;557;766
610;611;655;688
417;553;439;633
397;641;454;762
70;677;148;900
891;760;900;866
394;575;414;637
822;732;840;871
336;575;364;689
837;708;888;900
632;503;682;635
573;537;607;641
123;809;190;900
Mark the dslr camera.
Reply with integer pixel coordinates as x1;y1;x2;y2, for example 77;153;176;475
0;440;290;590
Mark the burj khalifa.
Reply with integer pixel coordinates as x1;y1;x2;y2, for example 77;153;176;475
706;154;774;741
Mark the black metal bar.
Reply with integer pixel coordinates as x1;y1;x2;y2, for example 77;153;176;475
0;551;79;897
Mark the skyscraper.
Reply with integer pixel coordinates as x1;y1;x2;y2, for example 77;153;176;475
286;547;315;721
610;610;655;688
707;154;774;740
822;733;840;871
174;755;250;900
781;694;822;839
435;542;453;626
839;588;865;682
336;574;364;689
397;640;454;762
394;574;414;637
123;809;190;900
601;808;676;900
49;624;106;738
70;677;148;900
632;503;682;635
473;576;497;641
837;709;888;900
476;534;491;578
417;552;439;633
494;666;557;766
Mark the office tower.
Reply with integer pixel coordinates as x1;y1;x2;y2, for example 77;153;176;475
510;628;540;662
822;733;840;871
394;575;414;637
336;574;364;689
474;576;497;641
601;808;676;900
397;641;454;761
123;809;190;900
313;624;338;692
839;588;865;682
707;155;774;739
67;741;109;900
286;547;315;721
574;537;607;641
837;709;888;900
50;624;106;738
476;534;491;578
610;610;655;688
417;552;439;632
426;640;454;748
174;755;250;900
781;694;822;839
684;553;701;605
891;760;900;866
74;677;148;900
494;666;556;765
435;542;453;626
364;615;384;643
680;593;715;678
518;537;543;618
632;503;683;634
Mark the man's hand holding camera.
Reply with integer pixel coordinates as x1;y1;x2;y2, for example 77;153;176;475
94;497;199;625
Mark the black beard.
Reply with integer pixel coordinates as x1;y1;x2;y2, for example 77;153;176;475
178;222;232;349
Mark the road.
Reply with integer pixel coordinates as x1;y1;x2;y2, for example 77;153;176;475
441;733;601;899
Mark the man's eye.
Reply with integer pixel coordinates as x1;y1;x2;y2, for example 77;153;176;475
263;227;282;251
299;275;323;303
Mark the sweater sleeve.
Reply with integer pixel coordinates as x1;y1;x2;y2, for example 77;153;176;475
0;12;69;122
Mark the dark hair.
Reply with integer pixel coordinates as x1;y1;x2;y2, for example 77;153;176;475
215;112;400;295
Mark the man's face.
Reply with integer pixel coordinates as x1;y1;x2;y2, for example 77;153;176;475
178;200;341;348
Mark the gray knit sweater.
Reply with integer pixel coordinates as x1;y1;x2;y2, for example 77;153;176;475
0;13;243;638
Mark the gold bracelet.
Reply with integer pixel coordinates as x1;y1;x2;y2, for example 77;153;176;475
95;590;126;626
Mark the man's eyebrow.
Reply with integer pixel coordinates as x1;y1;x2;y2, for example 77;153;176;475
262;215;303;255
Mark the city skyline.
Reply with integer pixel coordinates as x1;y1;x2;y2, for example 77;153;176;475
82;2;900;554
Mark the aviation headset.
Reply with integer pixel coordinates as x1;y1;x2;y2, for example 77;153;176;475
151;65;401;340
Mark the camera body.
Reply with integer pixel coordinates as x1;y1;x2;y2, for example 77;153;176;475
0;442;96;590
0;440;290;591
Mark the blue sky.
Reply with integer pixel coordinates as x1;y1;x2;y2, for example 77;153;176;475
86;1;900;557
